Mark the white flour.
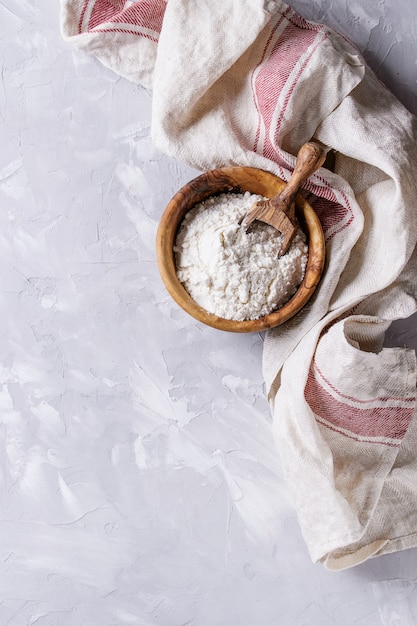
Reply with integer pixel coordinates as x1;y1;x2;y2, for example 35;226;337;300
174;192;308;321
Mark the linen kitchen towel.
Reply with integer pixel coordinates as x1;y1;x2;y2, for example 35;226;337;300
61;0;417;569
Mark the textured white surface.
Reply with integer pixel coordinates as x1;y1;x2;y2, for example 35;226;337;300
0;1;416;624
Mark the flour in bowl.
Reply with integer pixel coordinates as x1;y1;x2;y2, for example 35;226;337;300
174;192;308;321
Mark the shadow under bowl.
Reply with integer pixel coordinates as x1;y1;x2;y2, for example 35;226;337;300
156;166;325;333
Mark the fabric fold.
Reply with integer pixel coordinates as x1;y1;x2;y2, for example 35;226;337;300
151;0;366;170
271;313;417;567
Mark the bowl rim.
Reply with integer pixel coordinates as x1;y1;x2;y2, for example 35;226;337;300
156;166;325;333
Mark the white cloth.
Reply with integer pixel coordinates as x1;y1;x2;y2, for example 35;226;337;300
61;0;417;569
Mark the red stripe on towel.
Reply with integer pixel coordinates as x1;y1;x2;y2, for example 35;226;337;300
309;194;353;239
271;32;326;149
78;0;166;36
88;0;124;29
251;17;355;238
305;367;415;444
89;0;165;33
251;14;286;156
253;18;324;161
78;0;90;33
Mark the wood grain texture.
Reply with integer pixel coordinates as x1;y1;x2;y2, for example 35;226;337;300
156;166;325;333
241;143;327;255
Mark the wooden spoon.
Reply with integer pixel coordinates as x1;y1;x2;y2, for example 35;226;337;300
241;141;327;256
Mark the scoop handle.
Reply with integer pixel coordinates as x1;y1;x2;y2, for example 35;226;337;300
272;141;327;211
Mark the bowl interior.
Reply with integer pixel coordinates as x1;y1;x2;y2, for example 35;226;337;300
156;166;325;333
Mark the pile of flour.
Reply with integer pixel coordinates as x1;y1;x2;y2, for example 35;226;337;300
174;192;308;321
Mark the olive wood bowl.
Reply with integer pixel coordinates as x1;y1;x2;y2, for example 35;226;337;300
156;166;325;333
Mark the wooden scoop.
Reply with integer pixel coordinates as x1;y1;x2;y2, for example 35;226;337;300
241;141;327;256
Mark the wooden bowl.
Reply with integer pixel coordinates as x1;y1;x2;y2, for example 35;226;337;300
156;166;325;333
